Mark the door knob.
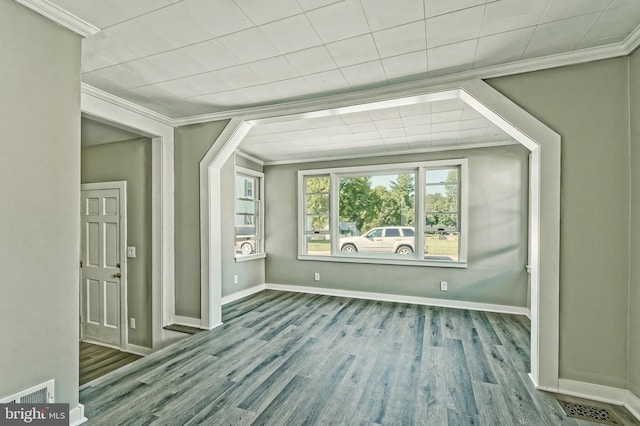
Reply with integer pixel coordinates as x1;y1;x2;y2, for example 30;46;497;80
113;272;121;278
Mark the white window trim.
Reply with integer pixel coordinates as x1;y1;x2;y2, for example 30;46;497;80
297;159;468;267
235;166;265;261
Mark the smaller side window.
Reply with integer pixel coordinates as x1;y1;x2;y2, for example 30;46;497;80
235;168;264;257
385;228;400;237
402;227;414;237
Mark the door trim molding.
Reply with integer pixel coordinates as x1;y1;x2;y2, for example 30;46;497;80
80;181;128;350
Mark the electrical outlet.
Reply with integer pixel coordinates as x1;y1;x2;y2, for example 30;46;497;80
314;272;320;281
233;275;239;284
130;318;136;329
440;281;448;291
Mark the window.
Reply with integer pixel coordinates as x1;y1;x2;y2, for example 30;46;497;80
298;159;467;266
235;167;264;259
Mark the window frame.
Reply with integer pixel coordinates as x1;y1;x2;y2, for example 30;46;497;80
235;166;266;262
297;159;468;267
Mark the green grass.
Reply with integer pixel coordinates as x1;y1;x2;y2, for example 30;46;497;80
307;236;458;258
308;239;330;253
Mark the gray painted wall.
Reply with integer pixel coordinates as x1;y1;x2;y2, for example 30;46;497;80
264;145;530;307
488;57;630;388
629;48;640;397
81;138;152;348
0;0;81;407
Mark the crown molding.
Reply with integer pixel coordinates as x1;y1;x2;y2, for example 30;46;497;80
235;150;265;166
623;24;640;53
14;0;99;37
81;83;174;127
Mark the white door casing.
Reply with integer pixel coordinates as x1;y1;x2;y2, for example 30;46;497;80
80;182;127;348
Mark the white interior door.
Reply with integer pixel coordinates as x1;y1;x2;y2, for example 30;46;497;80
80;184;126;347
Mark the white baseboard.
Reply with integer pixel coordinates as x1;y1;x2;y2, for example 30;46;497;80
625;390;640;420
264;283;530;316
222;284;266;305
173;315;203;328
69;404;86;425
558;379;626;406
125;343;152;356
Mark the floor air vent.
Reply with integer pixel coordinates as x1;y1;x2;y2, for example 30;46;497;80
0;379;54;404
556;399;619;425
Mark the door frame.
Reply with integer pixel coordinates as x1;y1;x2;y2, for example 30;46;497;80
80;181;128;350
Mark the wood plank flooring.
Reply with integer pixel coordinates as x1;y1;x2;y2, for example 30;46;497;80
79;291;639;425
79;341;142;386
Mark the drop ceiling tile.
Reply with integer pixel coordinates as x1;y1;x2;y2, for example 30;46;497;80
184;71;233;94
426;5;484;48
341;60;388;87
260;15;323;54
182;0;254;38
401;114;430;127
427;39;477;72
297;0;344;11
369;107;401;120
373;21;427;58
381;51;428;80
286;46;337;74
82;50;117;73
379;128;407;138
122;58;179;86
431;109;464;123
85;65;150;89
148;49;210;77
241;77;316;102
234;0;304;25
303;69;349;92
462;105;484;120
306;0;371;43
215;65;264;89
82;72;130;94
523;13;601;59
459;118;492;130
135;3;212;47
578;4;640;48
355;130;383;141
103;19;178;57
431;121;461;133
326;34;380;67
541;0;610;24
181;39;242;71
473;26;534;68
424;0;487;18
481;0;550;36
399;102;431;116
348;122;378;133
405;124;432;136
150;79;207;98
374;118;404;129
361;0;425;32
191;90;255;107
218;28;281;62
248;57;300;82
83;31;145;64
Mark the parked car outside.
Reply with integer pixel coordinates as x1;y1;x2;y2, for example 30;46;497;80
339;226;415;255
235;225;256;255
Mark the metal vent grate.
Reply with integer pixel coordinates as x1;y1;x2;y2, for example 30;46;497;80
0;380;54;404
557;399;619;425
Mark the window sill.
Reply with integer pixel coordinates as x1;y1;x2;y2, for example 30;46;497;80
235;253;266;263
297;254;467;268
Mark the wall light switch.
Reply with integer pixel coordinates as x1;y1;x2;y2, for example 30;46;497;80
127;246;136;258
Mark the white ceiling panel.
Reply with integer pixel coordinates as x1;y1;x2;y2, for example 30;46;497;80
524;13;601;59
303;69;350;92
473;27;535;68
426;5;485;48
326;35;380;68
373;21;427;58
286;46;337;75
361;0;425;32
382;51;428;80
234;0;304;25
45;0;640;125
480;0;550;36
218;28;281;63
305;0;371;43
259;15;323;54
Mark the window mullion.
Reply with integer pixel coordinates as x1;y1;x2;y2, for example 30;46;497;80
329;173;339;255
416;167;426;260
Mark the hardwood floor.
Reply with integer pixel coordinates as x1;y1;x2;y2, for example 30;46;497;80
79;341;142;386
80;291;638;425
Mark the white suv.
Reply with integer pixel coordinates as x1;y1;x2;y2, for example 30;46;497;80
340;226;415;255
